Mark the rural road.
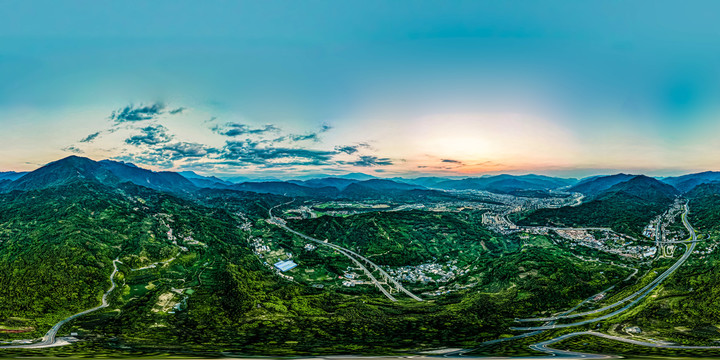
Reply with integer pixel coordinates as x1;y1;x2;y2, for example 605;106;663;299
1;258;122;349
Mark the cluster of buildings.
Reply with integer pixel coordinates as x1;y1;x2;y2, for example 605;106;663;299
643;223;658;240
284;206;316;220
182;235;206;247
553;228;657;258
694;245;717;259
482;213;518;234
306;202;393;217
644;201;687;242
157;217;190;252
625;245;657;258
554;229;597;244
249;237;271;254
341;269;372;287
384;262;464;284
422;281;478;297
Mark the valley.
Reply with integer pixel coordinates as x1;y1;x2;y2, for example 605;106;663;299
1;157;720;358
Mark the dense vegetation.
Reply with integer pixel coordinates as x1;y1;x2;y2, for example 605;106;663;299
518;176;678;237
8;156;698;357
687;182;720;234
287;210;506;266
0;175;629;355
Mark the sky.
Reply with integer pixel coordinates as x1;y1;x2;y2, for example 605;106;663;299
3;1;720;179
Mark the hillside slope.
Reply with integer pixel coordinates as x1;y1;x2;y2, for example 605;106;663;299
519;175;678;236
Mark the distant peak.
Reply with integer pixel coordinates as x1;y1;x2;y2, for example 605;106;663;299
56;155;94;163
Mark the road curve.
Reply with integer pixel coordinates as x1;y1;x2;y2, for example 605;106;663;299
527;204;704;356
1;259;122;349
532;330;720;356
441;284;619;356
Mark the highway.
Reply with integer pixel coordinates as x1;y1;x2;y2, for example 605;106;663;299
268;203;422;302
1;259;122;349
514;203;696;328
529;331;620;358
445;202;702;356
441;284;619;356
522;203;700;356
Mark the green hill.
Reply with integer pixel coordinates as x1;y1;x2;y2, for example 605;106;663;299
519;175;678;236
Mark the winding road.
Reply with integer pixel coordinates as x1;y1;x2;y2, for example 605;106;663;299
525;203;704;356
512;203;695;330
1;259;122;349
531;330;720;357
445;203;700;357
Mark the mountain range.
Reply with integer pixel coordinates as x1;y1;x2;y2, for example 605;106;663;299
518;175;680;236
3;156;720;201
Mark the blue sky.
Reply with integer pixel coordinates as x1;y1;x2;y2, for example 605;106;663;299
2;1;720;178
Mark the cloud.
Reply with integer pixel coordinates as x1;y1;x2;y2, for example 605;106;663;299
220;140;336;167
111;102;166;123
107;113;390;172
335;143;371;154
158;142;217;160
347;155;393;167
441;159;464;165
79;132;101;143
125;125;174;146
211;123;280;137
285;124;333;143
168;107;187;115
114;154;174;169
288;133;320;142
62;146;84;154
335;145;359;154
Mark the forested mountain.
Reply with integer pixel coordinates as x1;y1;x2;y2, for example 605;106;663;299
401;176;455;188
5;156;196;194
288;177;360;190
0;179;273;336
179;171;234;189
433;174;577;195
287;210;504;266
231;181;340;197
227;178;432;200
686;182;720;233
0;171;27;181
343;179;423;191
519;176;678;236
662;171;720;193
337;180;435;200
0;157;440;201
0;157;628;356
568;173;638;197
